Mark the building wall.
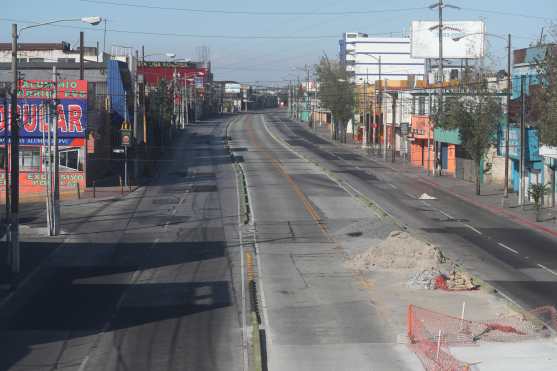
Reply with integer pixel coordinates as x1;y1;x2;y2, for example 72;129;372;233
0;49;98;63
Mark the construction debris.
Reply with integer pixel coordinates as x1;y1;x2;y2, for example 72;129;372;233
348;230;444;271
407;268;442;290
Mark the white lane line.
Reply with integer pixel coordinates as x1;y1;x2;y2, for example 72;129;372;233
405;192;416;199
389;183;398;189
437;209;455;220
497;242;519;255
464;224;483;235
537;264;557;277
77;355;90;371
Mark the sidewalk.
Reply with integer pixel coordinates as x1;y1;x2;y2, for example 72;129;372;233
302;120;557;239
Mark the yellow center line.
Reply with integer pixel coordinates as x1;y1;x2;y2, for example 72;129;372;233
244;116;334;242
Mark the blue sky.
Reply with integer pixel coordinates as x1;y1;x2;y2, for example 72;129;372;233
4;0;556;86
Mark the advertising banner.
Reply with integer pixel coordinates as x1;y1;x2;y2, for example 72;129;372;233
410;21;485;59
225;83;241;94
0;80;87;145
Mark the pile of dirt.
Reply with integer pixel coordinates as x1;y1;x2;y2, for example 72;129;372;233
348;230;444;271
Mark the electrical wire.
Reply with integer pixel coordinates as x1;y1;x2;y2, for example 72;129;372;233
78;0;426;16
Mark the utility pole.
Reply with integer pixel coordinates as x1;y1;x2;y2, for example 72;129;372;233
3;93;9;240
133;49;139;179
46;89;52;236
390;92;397;162
9;23;20;275
383;79;388;160
363;72;368;148
306;65;310;126
429;0;459;175
184;75;190;125
504;33;512;198
519;75;526;206
124;92;128;188
428;91;432;175
172;64;177;128
52;66;60;236
79;31;84;80
133;50;139;142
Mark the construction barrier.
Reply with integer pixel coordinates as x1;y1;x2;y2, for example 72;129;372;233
407;305;557;371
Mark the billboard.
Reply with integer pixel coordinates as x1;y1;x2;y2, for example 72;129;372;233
410;21;485;59
0;80;87;145
225;83;241;94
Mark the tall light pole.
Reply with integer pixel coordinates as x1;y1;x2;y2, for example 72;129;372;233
429;1;459;174
7;16;102;277
454;32;512;198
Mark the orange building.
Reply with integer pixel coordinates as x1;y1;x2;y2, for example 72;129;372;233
409;115;457;175
409;115;435;171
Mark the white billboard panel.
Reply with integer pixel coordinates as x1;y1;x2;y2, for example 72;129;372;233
225;83;241;94
410;21;485;59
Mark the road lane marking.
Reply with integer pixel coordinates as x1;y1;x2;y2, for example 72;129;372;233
77;355;90;371
437;209;455;220
537;264;557;277
464;224;483;235
389;183;398;189
497;242;519;255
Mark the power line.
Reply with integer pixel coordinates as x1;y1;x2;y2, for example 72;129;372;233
79;0;426;16
0;17;341;40
460;7;555;21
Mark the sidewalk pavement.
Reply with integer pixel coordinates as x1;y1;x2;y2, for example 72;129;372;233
303;120;557;239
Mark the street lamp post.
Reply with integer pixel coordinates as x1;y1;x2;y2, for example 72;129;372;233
7;16;102;277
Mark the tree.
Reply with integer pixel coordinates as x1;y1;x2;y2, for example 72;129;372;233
532;44;557;146
315;56;355;142
438;71;502;195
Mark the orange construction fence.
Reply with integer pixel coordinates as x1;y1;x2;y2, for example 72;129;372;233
407;305;557;371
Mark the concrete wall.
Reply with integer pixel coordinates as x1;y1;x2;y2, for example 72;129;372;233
483;146;506;185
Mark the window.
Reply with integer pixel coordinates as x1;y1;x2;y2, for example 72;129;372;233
29;58;44;63
59;149;82;171
418;96;426;115
0;150;6;169
20;148;41;171
58;58;76;63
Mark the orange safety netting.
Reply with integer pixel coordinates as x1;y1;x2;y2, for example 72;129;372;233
407;305;557;371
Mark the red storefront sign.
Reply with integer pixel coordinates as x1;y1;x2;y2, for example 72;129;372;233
410;116;433;140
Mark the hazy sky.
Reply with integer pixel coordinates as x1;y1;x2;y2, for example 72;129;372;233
4;0;556;86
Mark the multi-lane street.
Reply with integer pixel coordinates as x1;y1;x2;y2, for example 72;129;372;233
263;111;557;312
0;117;244;371
2;110;557;371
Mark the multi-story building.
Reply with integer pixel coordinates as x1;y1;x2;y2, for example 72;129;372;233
0;42;99;64
339;32;425;84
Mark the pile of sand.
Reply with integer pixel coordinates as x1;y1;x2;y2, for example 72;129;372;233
348;230;444;271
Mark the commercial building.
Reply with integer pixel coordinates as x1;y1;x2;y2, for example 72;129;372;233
0;42;99;64
138;60;211;122
0;42;139;198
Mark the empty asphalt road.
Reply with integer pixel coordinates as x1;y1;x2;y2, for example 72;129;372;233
0;116;244;371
